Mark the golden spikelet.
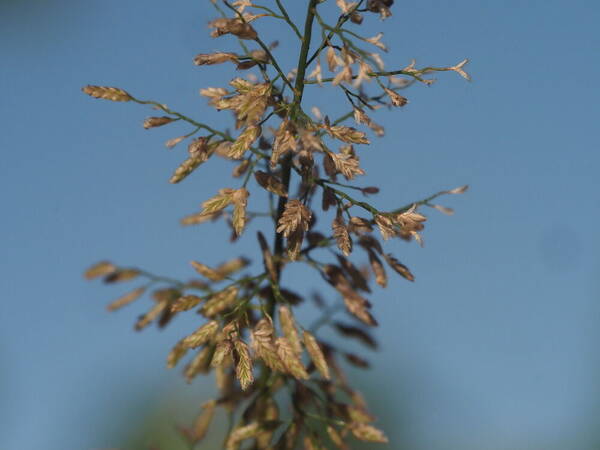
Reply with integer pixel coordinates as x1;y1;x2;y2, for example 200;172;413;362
368;250;387;288
211;339;233;367
106;286;145;311
233;339;254;390
82;85;132;102
181;320;219;349
276;200;311;238
225;422;261;450
327;425;348;450
200;188;236;216
279;306;302;355
303;330;330;380
84;261;116;279
254;171;288;197
251;319;286;373
216;256;250;278
190;261;224;282
374;214;395;240
169;152;209;184
323;124;370;145
184;346;214;382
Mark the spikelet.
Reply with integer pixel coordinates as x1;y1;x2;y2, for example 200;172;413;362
211;339;233;367
216;257;250;278
180;211;221;226
233;339;254;390
350;423;389;443
232;188;249;236
279;306;302;355
201;286;238;317
446;184;469;194
181;320;219;349
271;120;297;168
327;426;348;450
166;341;189;369
332;213;352;256
374;214;395;240
383;253;415;281
193;52;238;66
143;116;176;129
383;87;408;107
349;216;373;235
135;300;168;331
184;346;214;381
169;139;211;183
209;18;258;40
326;151;365;180
368;250;387;288
257;231;277;282
254;171;288;197
190;261;224;282
200;188;236;216
334;322;377;349
84;261;116;279
276;337;309;380
303;330;330;379
229;125;261;159
225;422;261;450
276;200;311;238
103;268;140;283
171;294;203;312
82;85;132;102
322;124;370;145
106;287;145;311
251;319;286;372
192;400;217;443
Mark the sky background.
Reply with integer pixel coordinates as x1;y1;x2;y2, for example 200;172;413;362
2;0;600;449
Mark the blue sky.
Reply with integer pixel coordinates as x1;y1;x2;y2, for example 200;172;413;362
2;0;600;449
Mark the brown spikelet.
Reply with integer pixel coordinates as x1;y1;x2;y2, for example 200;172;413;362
350;423;389;443
303;331;330;379
322;124;370;145
383;87;408;107
327;426;348;450
279;306;302;355
143;116;176;129
201;286;238;317
216;257;250;278
181;320;219;349
180;211;221;226
193;52;238;66
84;261;117;279
271;120;297;167
166;341;189;369
276;337;309;380
348;216;373;235
229;125;261;159
345;352;370;368
82;85;132;102
169;145;211;184
383;253;415;281
254;171;288;197
171;295;203;313
210;18;258;40
232;159;251;177
368;250;387;287
287;228;305;261
106;287;145;311
334;322;377;349
257;232;277;282
332;213;352;256
233;339;254;390
322;186;337;211
327;151;365;180
192;399;217;443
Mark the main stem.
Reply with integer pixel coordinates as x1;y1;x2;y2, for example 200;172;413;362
270;0;319;316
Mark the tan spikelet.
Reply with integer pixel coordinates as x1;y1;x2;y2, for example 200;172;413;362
332;214;352;256
254;171;288;197
184;346;214;382
232;188;249;236
374;214;395;240
276;337;309;379
350;423;388;443
323;124;370;145
257;231;277;282
143;116;176;129
279;306;302;355
193;399;217;443
199;188;235;216
181;320;219;349
166;342;189;369
303;331;330;379
82;85;132;102
106;287;145;311
225;422;261;450
251;319;286;372
327;151;365;180
383;253;415;281
211;339;233;367
368;250;387;287
201;286;238;317
327;426;348;449
190;261;224;282
276;200;311;238
84;261;116;279
271;120;297;167
232;159;251;177
193;52;238;66
349;216;373;235
446;184;469;194
135;300;168;331
103;268;140;283
229;125;261;159
216;257;250;278
169;151;210;184
171;294;203;313
180;211;221;226
233;339;254;390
